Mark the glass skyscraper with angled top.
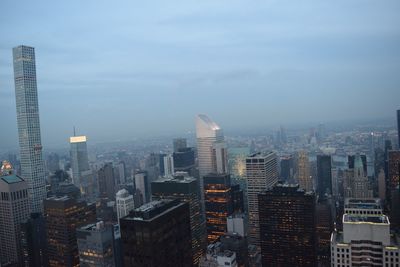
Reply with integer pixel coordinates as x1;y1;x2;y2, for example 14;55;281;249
13;45;47;213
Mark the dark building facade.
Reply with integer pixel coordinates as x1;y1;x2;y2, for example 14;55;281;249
231;184;244;214
280;155;294;182
98;163;116;200
203;173;233;244
151;174;205;265
397;109;400;149
173;147;196;174
317;155;332;199
120;199;193;267
258;183;317;267
21;213;48;267
316;197;334;266
220;232;249;267
44;196;96;267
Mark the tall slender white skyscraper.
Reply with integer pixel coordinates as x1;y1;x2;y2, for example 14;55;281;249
70;135;93;198
195;114;226;208
246;152;278;247
13;45;46;213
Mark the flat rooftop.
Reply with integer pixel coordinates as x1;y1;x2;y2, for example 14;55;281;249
345;198;381;210
344;214;388;224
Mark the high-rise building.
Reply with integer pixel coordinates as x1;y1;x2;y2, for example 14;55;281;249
227;213;247;238
388;150;400;191
0;169;30;266
297;150;312;191
163;154;175;177
12;45;47;213
173;138;187;152
331;199;400;266
116;189;134;224
258;183;316;267
280;155;294;182
70;135;93;198
203;173;233;244
173;147;196;174
44;196;96;267
317;154;332;199
343;154;373;198
245;152;278;246
98;163;116;200
212;141;229;174
316;197;334;266
134;171;149;203
151;173;205;265
21;213;48;267
397;109;400;149
77;221;115;267
196;114;225;208
120;199;193;267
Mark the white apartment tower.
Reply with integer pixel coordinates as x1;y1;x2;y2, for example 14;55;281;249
163;154;175;177
12;45;46;213
246;152;278;246
116;189;135;223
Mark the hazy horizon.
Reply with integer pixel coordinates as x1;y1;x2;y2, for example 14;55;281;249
1;1;400;149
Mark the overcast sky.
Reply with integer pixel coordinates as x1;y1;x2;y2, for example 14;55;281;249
1;0;399;149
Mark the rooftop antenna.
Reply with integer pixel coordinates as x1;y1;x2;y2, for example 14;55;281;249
73;126;76;137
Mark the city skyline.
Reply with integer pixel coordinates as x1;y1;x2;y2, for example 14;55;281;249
1;1;400;148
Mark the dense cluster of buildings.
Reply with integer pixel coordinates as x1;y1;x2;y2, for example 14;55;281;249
0;44;400;267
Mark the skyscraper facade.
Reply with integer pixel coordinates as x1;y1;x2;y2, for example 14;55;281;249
258;183;316;267
77;221;116;267
245;152;278;246
317;155;332;199
120;199;193;267
203;173;233;244
44;196;96;267
0;171;30;266
151;174;205;265
12;45;46;213
116;189;135;224
297;150;312;191
196;114;225;208
98;163;116;200
397;109;400;149
70;135;93;198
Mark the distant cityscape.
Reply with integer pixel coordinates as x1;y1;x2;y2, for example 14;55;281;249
0;45;400;267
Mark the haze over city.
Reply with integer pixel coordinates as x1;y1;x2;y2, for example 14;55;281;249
1;0;400;147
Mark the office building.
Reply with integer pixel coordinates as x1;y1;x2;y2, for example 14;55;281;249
13;45;46;213
316;197;334;266
77;221;115;267
44;196;96;267
343;154;373;198
317;154;332;199
245;152;278;246
280;155;294;182
116;189;134;223
163;154;175;177
151;173;205;265
173;138;187;152
70;135;93;198
220;233;248;267
204;173;233;243
388;150;400;191
134;171;149;203
331;199;400;266
397;109;400;149
297;150;312;191
21;213;48;267
196;114;225;208
98;163;116;200
120;199;192;267
227;213;247;238
173;147;196;174
258;183;316;267
0;169;30;266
